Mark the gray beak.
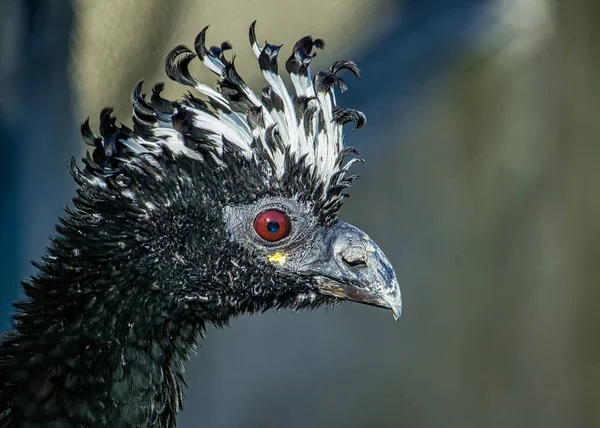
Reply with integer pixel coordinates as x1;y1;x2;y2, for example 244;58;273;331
297;221;402;320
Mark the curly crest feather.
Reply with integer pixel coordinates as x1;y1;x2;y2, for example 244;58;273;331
77;21;366;225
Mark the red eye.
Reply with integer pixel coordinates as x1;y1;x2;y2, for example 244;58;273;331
253;209;290;242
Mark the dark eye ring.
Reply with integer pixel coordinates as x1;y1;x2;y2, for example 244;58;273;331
253;209;290;242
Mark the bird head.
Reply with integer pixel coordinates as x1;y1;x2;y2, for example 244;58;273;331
70;22;401;327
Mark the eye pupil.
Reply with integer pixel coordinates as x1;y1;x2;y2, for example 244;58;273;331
267;221;279;233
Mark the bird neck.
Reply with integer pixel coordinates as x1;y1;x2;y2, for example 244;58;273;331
0;237;292;427
0;259;207;426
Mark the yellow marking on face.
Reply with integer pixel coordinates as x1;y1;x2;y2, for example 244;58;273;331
362;234;371;241
267;252;288;265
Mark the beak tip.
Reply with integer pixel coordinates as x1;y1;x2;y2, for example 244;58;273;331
390;301;402;321
383;283;402;321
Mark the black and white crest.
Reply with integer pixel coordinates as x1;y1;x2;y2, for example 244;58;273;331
79;22;366;225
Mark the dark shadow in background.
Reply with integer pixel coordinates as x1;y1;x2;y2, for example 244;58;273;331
0;0;77;328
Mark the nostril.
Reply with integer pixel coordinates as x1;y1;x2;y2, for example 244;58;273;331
342;256;367;268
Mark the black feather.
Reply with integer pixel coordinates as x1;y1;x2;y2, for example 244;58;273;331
0;22;370;427
165;45;198;88
333;107;367;130
258;43;282;74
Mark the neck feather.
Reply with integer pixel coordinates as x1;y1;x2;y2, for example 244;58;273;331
0;256;208;427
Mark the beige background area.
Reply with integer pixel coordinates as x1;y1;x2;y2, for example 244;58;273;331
71;0;399;126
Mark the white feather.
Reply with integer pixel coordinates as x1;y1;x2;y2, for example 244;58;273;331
115;25;362;191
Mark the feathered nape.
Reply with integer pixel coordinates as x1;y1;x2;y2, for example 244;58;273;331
79;22;366;225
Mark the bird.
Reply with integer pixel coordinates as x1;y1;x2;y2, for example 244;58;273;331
0;22;401;427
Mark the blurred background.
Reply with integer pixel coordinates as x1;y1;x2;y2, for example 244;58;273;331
0;0;597;427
